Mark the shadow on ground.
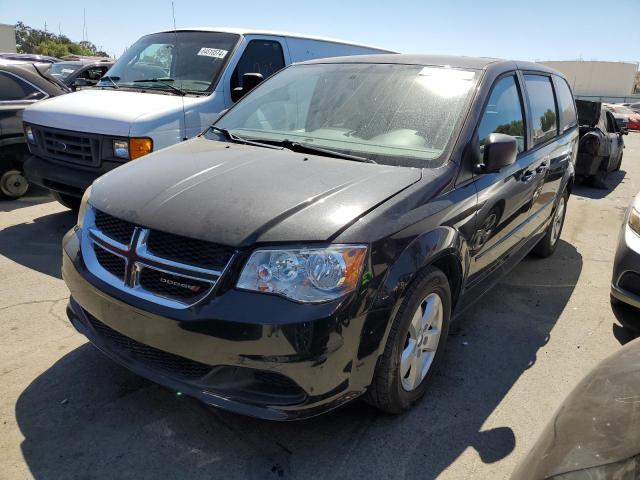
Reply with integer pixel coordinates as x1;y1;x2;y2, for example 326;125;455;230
0;209;75;279
612;301;640;345
572;170;626;200
15;241;582;479
0;186;53;213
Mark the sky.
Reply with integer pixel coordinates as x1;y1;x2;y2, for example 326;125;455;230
1;0;639;64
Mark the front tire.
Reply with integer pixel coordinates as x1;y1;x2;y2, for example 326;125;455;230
532;190;568;258
364;266;451;414
51;191;81;211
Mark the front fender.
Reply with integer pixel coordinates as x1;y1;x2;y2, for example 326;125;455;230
355;226;469;373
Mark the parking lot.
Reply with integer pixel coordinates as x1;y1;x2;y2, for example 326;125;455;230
0;134;637;479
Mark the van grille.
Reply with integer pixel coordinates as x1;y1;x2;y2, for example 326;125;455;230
36;126;100;166
85;209;235;306
147;230;235;271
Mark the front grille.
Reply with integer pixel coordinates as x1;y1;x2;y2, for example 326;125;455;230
87;209;235;305
94;244;126;280
86;313;213;379
95;210;136;245
620;272;640;296
37;126;99;165
139;268;212;301
147;230;235;271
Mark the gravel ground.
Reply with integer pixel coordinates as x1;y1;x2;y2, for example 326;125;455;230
1;134;639;480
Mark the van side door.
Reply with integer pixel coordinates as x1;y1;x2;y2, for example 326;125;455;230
466;72;540;289
221;36;289;107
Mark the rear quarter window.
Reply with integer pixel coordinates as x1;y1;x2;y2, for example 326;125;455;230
524;74;558;147
554;77;577;133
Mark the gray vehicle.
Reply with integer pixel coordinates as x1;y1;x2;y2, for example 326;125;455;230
0;61;68;198
575;100;625;188
611;192;640;313
47;59;114;89
512;337;640;479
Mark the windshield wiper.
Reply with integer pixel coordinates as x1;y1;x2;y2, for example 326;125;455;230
132;78;185;96
278;139;376;163
210;127;279;149
100;75;120;89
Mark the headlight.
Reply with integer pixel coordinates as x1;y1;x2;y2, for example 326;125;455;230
77;186;92;227
24;125;36;144
630;207;640;236
237;245;367;303
113;138;153;160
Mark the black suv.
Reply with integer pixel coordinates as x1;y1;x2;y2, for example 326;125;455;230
63;55;577;420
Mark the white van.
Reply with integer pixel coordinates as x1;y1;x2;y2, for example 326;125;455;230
22;28;394;208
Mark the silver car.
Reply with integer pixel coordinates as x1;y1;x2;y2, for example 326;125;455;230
611;192;640;310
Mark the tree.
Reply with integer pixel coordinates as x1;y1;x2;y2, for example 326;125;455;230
14;21;109;58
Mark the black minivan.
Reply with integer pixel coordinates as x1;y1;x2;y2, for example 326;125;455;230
63;54;577;420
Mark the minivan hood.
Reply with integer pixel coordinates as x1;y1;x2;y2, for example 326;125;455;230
90;136;422;246
23;89;200;137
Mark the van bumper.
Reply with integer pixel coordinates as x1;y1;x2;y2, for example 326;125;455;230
62;229;371;421
24;154;122;197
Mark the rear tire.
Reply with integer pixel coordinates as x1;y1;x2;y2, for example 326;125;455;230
532;190;568;258
364;266;451;414
51;191;81;211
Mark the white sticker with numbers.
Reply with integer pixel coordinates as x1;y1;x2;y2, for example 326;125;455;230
197;48;228;59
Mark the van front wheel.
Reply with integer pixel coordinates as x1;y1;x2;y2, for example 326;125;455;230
364;266;451;414
51;191;81;211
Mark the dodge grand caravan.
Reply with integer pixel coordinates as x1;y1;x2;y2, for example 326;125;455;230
63;55;577;420
22;28;392;209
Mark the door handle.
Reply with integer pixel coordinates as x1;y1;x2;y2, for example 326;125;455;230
521;170;536;182
536;162;548;174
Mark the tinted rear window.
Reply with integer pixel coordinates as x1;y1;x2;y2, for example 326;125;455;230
524;75;558;147
554;78;577;132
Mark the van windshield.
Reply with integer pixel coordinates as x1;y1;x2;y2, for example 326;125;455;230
214;63;478;166
98;31;240;94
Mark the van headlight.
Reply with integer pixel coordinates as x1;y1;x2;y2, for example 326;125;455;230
24;125;36;144
113;137;153;160
77;186;92;227
237;245;367;303
630;207;640;236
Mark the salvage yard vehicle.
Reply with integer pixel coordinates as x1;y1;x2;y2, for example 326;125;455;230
47;59;114;89
0;61;68;198
611;192;640;314
22;28;393;209
63;54;577;420
575;99;625;188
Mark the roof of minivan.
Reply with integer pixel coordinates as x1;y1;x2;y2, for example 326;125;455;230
301;54;564;75
156;27;396;53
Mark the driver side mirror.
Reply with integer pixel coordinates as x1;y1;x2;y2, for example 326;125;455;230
476;133;518;173
231;72;264;102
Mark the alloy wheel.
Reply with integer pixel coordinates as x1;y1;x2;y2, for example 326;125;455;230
0;170;29;198
400;292;444;391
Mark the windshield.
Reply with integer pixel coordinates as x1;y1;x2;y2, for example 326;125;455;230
98;31;240;94
214;63;477;166
49;62;82;80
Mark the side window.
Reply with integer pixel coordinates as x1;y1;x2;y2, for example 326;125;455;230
524;74;558;147
606;112;618;133
81;67;107;81
477;75;526;154
554;78;577;132
0;71;46;101
231;40;285;93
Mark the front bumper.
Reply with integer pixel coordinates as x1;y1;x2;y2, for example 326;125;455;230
611;219;640;310
62;228;376;420
24;154;122;198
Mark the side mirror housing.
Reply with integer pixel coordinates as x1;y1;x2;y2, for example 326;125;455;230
476;133;518;173
71;77;90;91
231;72;264;102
